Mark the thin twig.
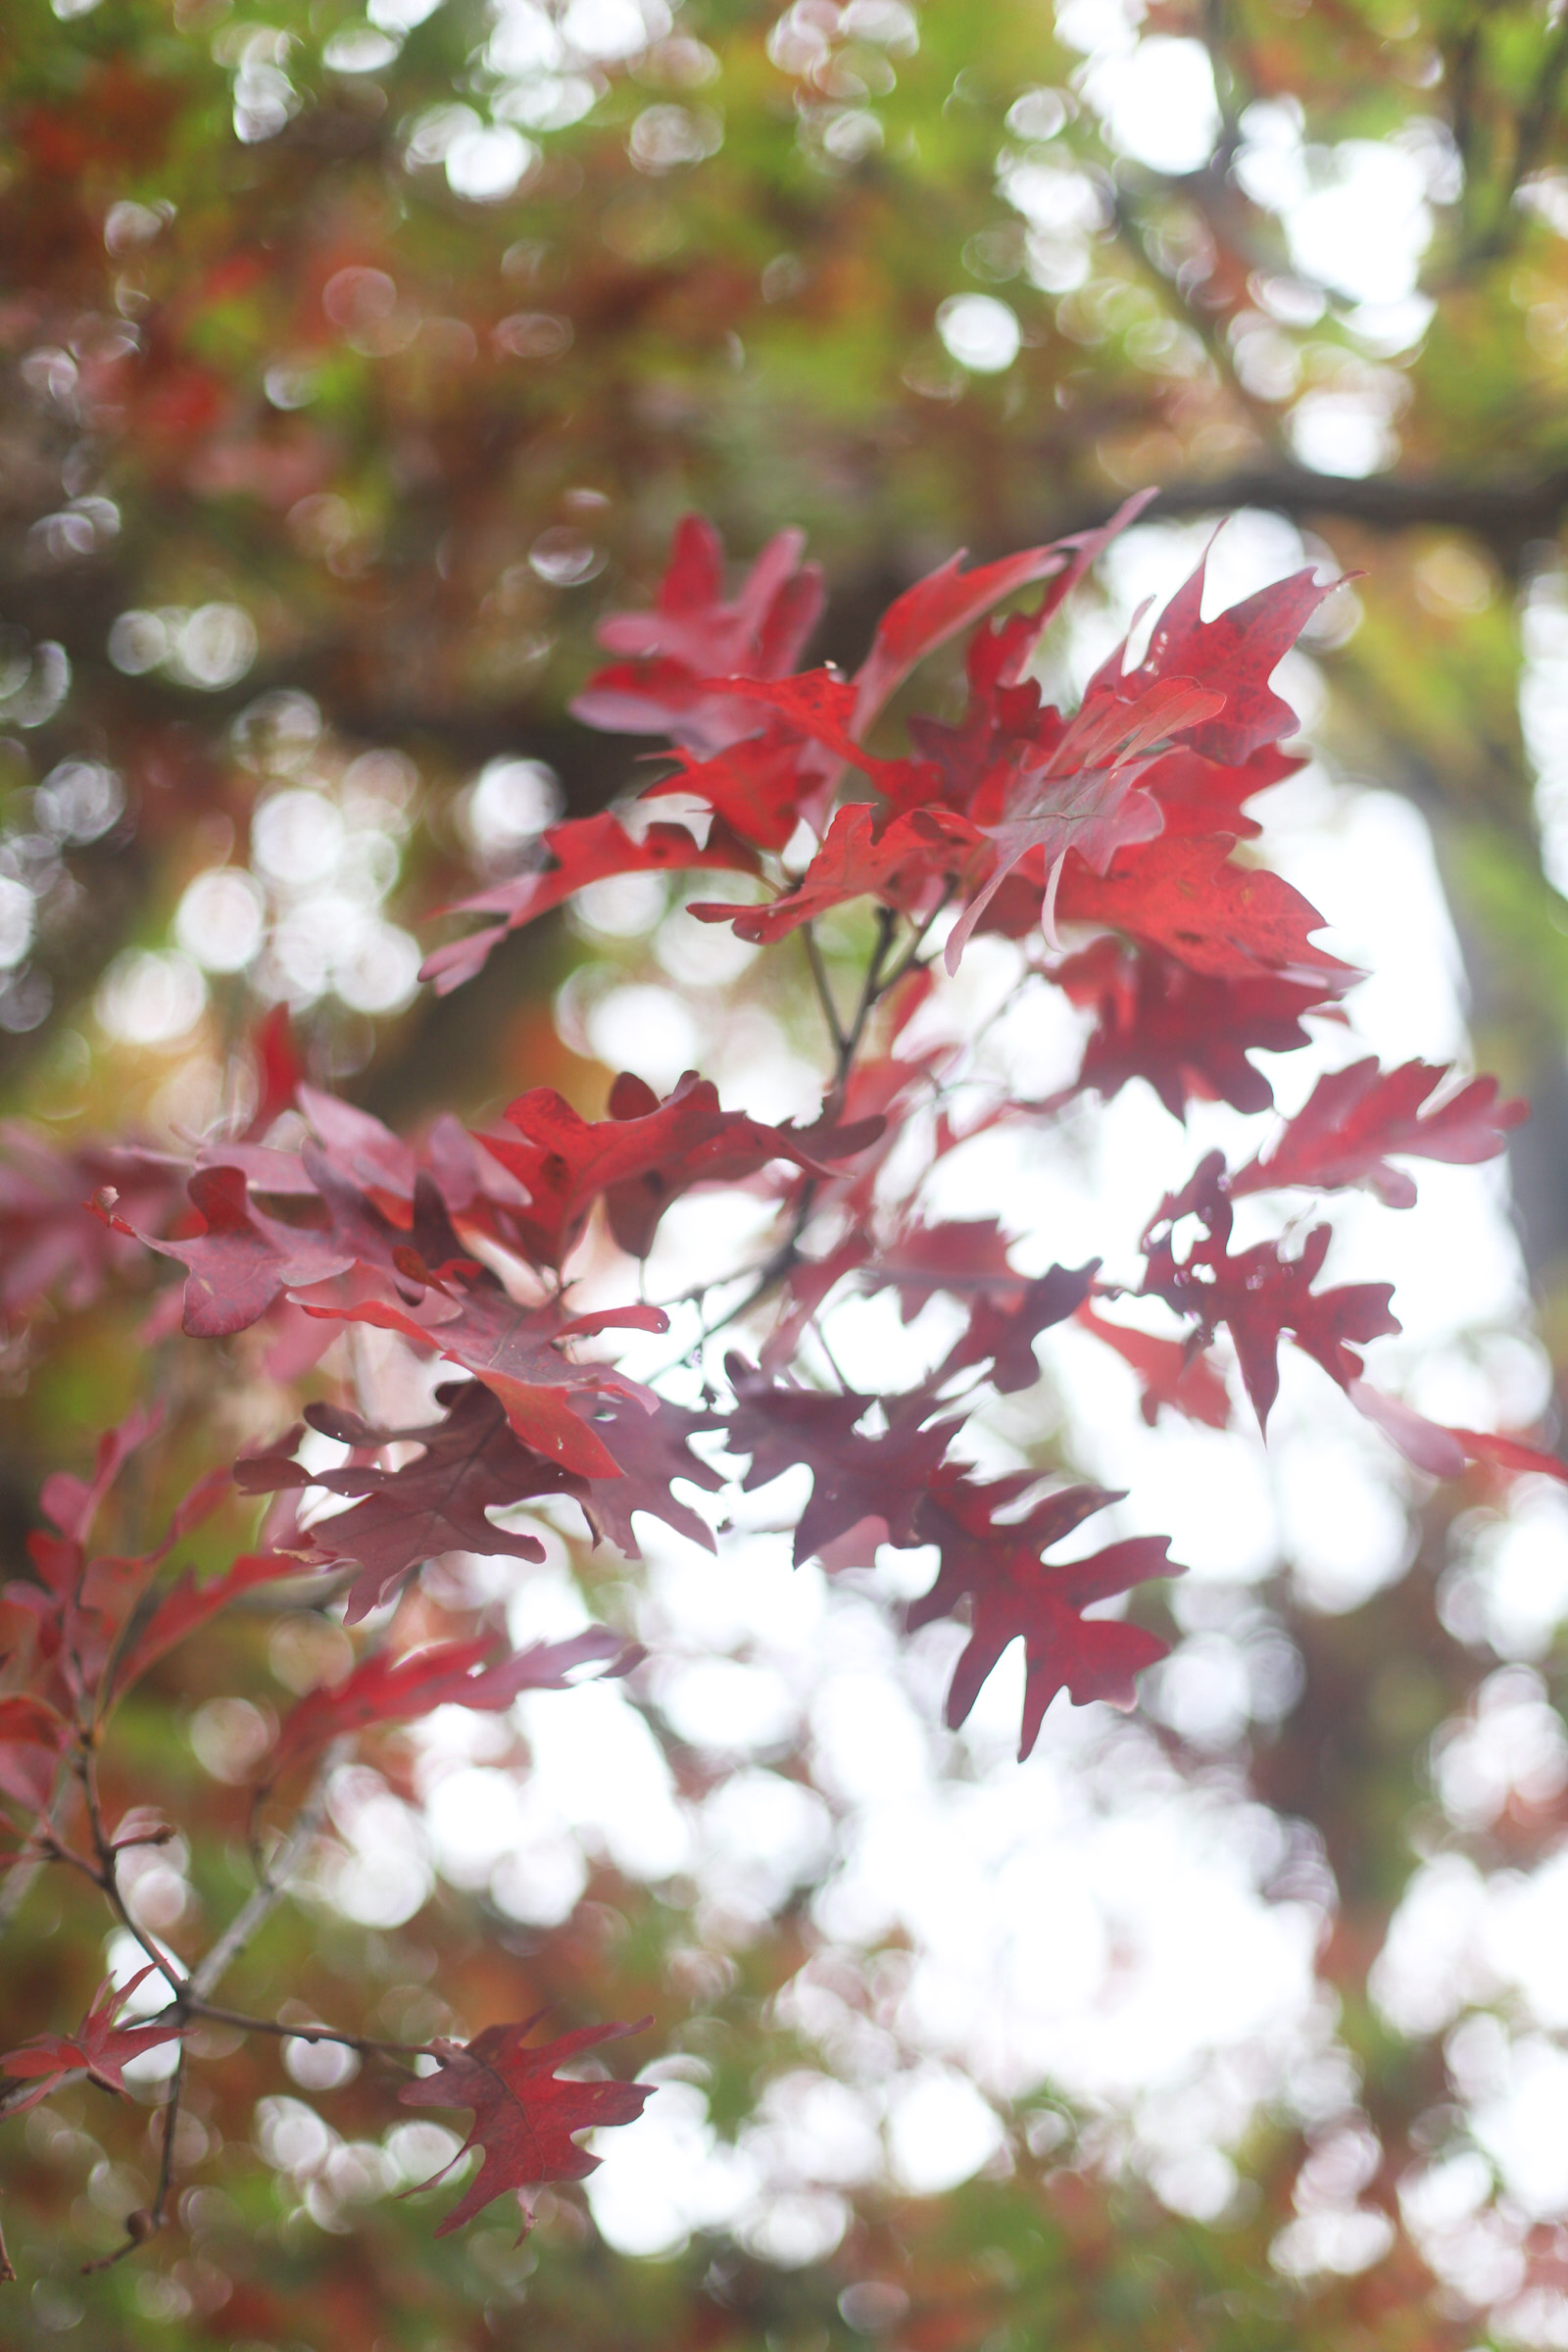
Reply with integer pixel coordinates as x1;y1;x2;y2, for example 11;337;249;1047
80;1755;189;1994
802;923;847;1056
80;2047;189;2274
172;1998;426;2065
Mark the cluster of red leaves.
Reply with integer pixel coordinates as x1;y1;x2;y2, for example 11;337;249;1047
2;507;1561;2262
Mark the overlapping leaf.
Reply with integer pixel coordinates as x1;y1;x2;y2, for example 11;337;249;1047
422;811;760;995
1054;941;1326;1117
1141;1152;1399;1428
571;515;824;750
1232;1056;1527;1206
398;2014;653;2237
726;1357;956;1569
268;1627;639;1779
238;1380;722;1623
908;1471;1180;1757
480;1069;881;1264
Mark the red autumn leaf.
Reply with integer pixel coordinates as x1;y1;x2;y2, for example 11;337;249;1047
1232;1057;1528;1207
692;803;982;944
1075;1302;1232;1431
1141;1152;1399;1428
112;1157;394;1340
37;1403;163;1546
943;672;1228;972
0;1125;186;1321
107;1551;311;1705
693;668;929;796
480;1069;882;1264
397;2014;654;2237
1054;833;1358;988
294;1257;662;1477
938;1261;1101;1395
1054;940;1328;1117
141;1155;661;1476
869;1224;1098;1390
876;1220;1019;1319
1;1966;186;2112
0;1693;73;1817
849;492;1156;736
1144;742;1301;842
243;1003;306;1140
643;732;825;853
1104;548;1339;765
900;612;1072;820
268;1627;641;1779
240;1381;722;1624
572;514;824;750
565;1388;725;1559
422;811;760;995
237;1385;557;1622
8;1413;231;1710
726;1357;957;1568
1347;1382;1568;1484
908;1471;1180;1756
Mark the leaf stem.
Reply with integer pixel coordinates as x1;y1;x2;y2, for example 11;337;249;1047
802;922;847;1057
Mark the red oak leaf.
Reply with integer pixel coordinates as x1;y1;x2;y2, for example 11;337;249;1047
1;1967;186;2112
566;1388;725;1559
643;732;825;853
230;1168;667;1475
1103;548;1339;765
1232;1057;1528;1207
1075;1302;1232;1430
397;2014;653;2237
0;1693;73;1816
110;1154;397;1340
1348;1382;1568;1484
243;1003;305;1140
726;1358;956;1568
868;1224;1097;1389
37;1403;163;1546
0;1125;186;1321
422;811;760;995
908;1472;1180;1756
1144;742;1301;842
240;1381;722;1623
237;1384;559;1622
850;491;1157;735
268;1627;641;1779
943;672;1228;971
1141;1152;1398;1427
1054;833;1358;987
937;1261;1100;1395
1054;940;1327;1117
900;612;1070;820
876;1220;1018;1318
10;1415;232;1714
692;668;929;796
572;514;823;751
107;1550;309;1704
691;804;982;944
481;1069;881;1264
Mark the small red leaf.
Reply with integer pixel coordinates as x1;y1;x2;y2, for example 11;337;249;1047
1233;1058;1527;1207
398;2014;653;2237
